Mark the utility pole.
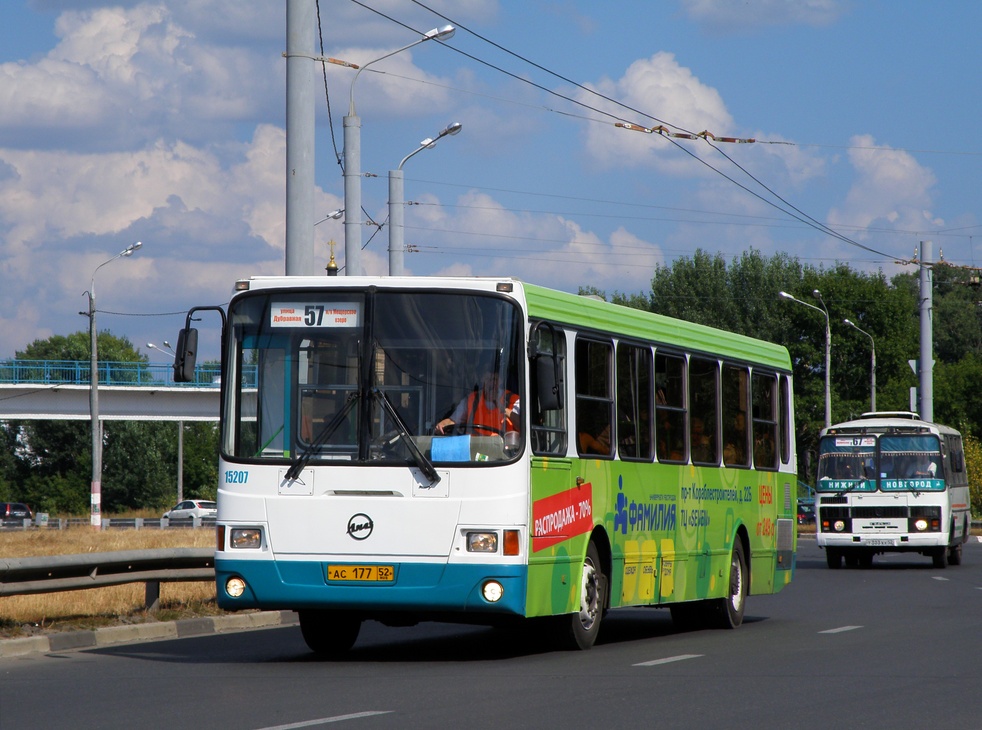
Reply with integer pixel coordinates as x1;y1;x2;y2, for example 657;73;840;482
285;0;316;276
919;240;934;422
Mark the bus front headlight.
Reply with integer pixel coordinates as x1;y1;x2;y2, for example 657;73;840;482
914;518;929;532
834;520;846;532
482;581;504;602
226;576;247;598
230;528;262;549
467;532;498;553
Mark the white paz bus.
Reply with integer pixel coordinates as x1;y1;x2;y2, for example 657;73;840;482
815;412;971;569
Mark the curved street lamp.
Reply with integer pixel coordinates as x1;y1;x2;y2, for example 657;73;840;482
388;121;462;276
844;319;876;413
343;25;455;277
779;289;832;428
86;241;143;528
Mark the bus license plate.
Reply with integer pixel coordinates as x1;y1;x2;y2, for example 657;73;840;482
326;565;394;582
864;539;896;547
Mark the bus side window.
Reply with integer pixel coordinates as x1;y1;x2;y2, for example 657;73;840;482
616;342;653;461
575;338;614;459
655;351;686;463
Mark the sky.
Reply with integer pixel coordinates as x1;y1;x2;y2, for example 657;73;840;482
1;0;981;362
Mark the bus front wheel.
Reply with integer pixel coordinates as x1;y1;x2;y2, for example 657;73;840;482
298;610;361;657
826;547;843;569
561;541;606;650
712;539;747;629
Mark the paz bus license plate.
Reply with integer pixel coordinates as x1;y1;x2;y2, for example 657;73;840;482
326;564;395;582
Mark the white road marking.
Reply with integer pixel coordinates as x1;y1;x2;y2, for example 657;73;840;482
634;653;704;666
256;711;393;729
819;625;862;634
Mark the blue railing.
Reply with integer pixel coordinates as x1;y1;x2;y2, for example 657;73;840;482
0;360;255;388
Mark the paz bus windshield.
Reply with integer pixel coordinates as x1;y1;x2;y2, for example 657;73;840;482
817;433;944;492
223;289;524;468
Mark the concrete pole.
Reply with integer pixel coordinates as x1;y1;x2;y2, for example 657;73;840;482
88;288;101;528
388;168;404;276
177;420;184;504
285;0;315;276
919;240;933;422
343;115;362;276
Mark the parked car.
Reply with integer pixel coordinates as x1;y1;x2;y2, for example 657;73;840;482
0;502;33;520
163;500;217;521
796;499;816;525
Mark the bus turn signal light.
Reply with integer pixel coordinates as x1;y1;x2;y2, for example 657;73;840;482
503;529;520;556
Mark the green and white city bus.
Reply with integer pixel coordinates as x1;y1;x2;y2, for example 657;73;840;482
175;276;797;654
815;411;970;569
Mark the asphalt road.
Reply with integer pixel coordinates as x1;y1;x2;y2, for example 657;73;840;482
2;538;981;730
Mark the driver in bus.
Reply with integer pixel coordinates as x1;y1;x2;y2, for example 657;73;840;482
910;455;938;478
435;370;520;437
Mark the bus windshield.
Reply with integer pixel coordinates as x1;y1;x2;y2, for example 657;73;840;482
223;289;524;467
817;433;944;492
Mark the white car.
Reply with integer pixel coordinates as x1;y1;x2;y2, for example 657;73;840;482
163;500;217;521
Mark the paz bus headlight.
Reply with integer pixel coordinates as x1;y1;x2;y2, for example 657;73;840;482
914;518;929;532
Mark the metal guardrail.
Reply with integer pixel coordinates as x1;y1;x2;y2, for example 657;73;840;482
0;517;217;531
0;359;256;388
0;548;214;612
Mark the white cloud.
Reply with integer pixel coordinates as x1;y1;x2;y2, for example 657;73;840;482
678;0;846;29
828;134;938;235
411;190;663;293
576;52;733;175
0;4;279;149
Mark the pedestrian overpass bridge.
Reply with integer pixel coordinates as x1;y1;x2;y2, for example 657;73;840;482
0;360;238;421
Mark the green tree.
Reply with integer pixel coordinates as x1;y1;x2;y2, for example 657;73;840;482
8;330;175;514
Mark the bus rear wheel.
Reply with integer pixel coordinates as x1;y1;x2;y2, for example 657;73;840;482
560;541;606;650
298;610;361;657
949;543;963;566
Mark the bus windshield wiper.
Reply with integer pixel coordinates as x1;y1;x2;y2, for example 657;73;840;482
285;392;359;481
373;388;441;486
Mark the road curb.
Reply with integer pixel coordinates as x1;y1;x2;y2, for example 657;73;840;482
0;610;298;659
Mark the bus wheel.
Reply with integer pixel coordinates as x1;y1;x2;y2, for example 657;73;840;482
564;541;606;650
298;610;361;657
826;548;843;570
932;547;949;569
712;539;747;629
948;543;963;566
858;551;874;569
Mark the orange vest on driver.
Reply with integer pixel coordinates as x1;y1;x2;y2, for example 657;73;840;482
461;390;520;436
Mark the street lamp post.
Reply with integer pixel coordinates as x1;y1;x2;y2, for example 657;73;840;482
844;319;876;413
86;241;142;528
343;24;454;276
149;340;183;504
779;289;832;428
388;121;462;276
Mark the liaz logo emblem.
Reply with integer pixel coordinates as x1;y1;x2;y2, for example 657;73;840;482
346;513;374;540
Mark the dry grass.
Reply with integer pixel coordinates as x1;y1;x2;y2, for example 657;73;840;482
0;528;221;638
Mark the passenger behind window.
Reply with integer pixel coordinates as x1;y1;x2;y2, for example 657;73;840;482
723;412;747;466
690;416;713;463
579;422;611;456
